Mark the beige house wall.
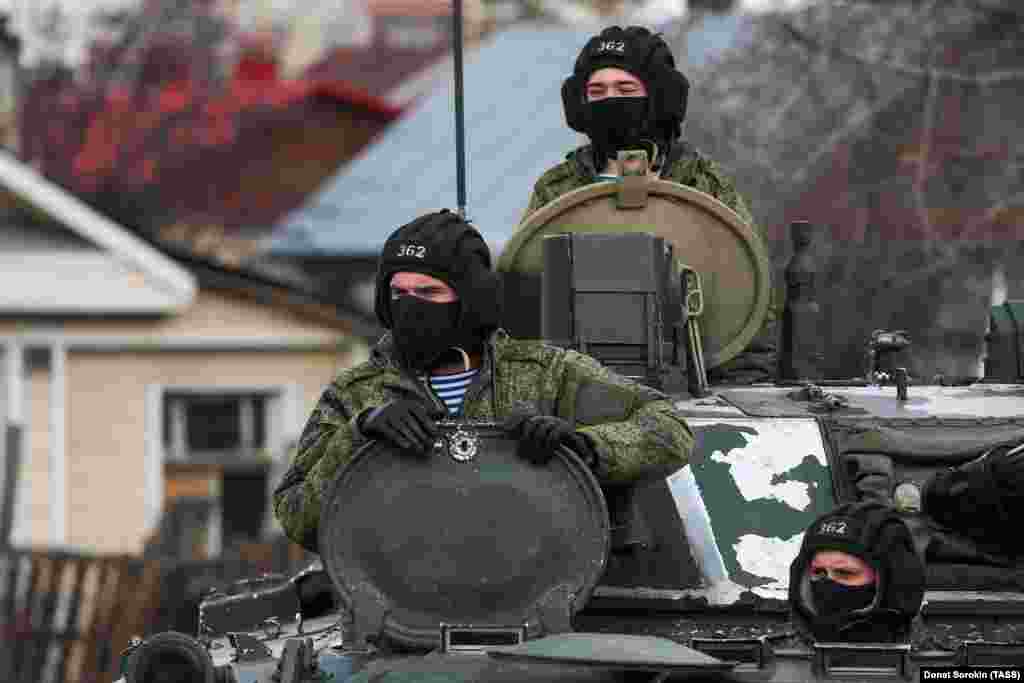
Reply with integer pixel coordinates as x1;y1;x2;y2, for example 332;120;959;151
21;366;52;547
4;287;370;553
64;348;351;554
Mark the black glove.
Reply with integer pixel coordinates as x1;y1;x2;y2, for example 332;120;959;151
949;441;1024;500
359;399;442;455
923;441;1024;550
503;413;600;468
989;442;1024;492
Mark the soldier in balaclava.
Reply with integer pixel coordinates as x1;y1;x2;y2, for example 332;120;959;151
520;26;778;385
789;502;925;644
273;210;695;552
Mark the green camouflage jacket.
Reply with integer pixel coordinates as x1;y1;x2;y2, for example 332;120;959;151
273;329;695;552
523;142;780;385
522;142;757;233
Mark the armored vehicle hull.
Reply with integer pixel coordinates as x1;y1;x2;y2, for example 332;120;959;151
115;183;1024;682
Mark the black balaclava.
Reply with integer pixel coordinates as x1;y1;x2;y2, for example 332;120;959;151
587;97;655;166
810;575;876;616
789;502;925;643
562;26;690;166
374;210;501;373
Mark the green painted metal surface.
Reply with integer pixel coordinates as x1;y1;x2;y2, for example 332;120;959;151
687;419;834;594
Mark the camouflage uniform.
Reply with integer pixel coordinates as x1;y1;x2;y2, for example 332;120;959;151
523;142;758;232
274;329;695;552
522;142;780;385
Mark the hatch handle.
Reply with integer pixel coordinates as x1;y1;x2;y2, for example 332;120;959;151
814;641;910;679
961;639;1024;666
440;624;527;654
690;637;766;669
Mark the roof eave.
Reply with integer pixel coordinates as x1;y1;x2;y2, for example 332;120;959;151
0;152;197;312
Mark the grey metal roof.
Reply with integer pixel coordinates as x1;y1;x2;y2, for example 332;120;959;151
269;26;592;255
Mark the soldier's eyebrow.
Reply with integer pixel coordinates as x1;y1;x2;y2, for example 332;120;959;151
588;80;641;90
392;285;444;295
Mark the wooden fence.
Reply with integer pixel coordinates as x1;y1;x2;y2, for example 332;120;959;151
0;537;314;683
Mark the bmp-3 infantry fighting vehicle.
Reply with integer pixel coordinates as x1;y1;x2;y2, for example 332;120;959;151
112;2;1024;679
114;153;1024;683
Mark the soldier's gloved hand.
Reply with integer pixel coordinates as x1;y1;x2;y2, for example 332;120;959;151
987;442;1024;494
359;399;442;455
503;413;601;469
951;442;1024;497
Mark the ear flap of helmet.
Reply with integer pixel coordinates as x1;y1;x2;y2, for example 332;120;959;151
649;68;689;140
562;75;587;133
374;266;397;329
459;263;503;335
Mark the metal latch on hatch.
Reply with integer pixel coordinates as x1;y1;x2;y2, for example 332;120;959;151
814;642;910;679
690;636;767;669
615;148;653;209
961;640;1024;666
681;266;709;397
439;624;527;654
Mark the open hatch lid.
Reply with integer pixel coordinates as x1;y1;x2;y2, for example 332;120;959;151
319;423;610;650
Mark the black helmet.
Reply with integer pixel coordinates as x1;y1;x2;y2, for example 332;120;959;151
789;501;925;643
562;26;690;143
374;210;502;338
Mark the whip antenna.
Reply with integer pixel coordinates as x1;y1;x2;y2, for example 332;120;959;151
453;0;468;220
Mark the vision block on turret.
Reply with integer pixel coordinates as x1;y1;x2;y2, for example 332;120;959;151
540;232;684;391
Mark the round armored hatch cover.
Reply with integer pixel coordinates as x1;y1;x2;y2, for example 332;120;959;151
497;181;771;368
319;423;610;650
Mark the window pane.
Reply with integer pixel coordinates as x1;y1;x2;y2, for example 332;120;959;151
221;470;268;543
186;396;241;451
163;396;173;449
253;395;267;449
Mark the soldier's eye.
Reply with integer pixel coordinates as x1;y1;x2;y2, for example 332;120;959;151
810;567;828;579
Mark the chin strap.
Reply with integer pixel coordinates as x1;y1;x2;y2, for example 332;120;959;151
452;347;471;372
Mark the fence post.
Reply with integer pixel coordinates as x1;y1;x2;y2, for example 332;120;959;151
2;341;25;549
0;424;21;549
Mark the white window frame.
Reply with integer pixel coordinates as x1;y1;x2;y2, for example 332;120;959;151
144;382;302;543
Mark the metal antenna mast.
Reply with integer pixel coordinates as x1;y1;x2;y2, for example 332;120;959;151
453;0;468;220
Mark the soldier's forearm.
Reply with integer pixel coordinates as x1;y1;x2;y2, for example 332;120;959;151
580;401;693;483
273;482;321;553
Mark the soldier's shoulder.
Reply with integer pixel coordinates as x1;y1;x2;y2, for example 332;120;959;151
330;358;389;391
495;334;569;366
496;335;611;376
534;146;590;188
534;159;578;191
666;142;717;175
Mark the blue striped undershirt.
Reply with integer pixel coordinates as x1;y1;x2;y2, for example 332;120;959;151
429;368;479;415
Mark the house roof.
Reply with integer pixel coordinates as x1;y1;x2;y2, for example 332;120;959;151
0;150;197;313
0;151;381;337
18;57;408;239
160;244;384;340
268;26;592;255
369;0;454;17
267;17;764;256
308;44;451;109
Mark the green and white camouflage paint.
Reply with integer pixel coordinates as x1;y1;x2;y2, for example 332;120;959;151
683;417;833;600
